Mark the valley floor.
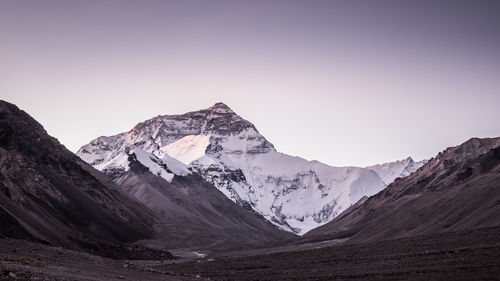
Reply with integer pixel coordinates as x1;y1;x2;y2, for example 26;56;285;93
159;227;500;281
0;239;200;281
1;227;500;281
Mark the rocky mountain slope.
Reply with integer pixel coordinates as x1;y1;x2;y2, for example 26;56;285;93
0;100;156;250
305;137;500;243
0;100;293;252
366;157;426;185
78;103;387;234
114;169;296;251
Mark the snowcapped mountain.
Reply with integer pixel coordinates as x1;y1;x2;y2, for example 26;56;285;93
366;157;426;185
305;137;500;243
78;103;387;235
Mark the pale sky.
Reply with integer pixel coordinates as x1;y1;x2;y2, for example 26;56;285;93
1;0;499;166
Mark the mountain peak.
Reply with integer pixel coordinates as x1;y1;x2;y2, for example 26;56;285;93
436;136;500;164
209;102;234;114
366;156;425;185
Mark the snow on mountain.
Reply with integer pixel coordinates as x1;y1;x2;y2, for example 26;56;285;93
366;157;427;185
160;135;211;165
305;137;500;243
78;136;190;182
77;102;387;235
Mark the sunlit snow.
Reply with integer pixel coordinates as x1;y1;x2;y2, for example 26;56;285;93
160;135;211;165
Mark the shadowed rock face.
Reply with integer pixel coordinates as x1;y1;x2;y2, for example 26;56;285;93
0;206;33;240
0;100;156;249
114;158;296;251
305;137;500;243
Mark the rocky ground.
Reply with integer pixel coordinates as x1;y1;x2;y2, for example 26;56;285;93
0;238;200;281
158;227;500;281
1;227;500;281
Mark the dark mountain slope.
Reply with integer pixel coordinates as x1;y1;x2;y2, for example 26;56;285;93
0;100;292;253
114;160;296;251
0;100;156;249
305;137;500;243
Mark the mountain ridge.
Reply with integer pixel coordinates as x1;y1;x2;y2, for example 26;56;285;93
366;156;426;185
0;100;157;251
78;103;397;234
0;100;293;252
304;136;500;242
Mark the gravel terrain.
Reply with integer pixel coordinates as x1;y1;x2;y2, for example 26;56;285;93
0;239;200;281
159;227;500;281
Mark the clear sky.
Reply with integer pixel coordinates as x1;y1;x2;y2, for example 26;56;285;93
1;0;499;166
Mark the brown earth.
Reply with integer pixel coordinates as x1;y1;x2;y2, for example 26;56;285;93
2;226;499;281
0;238;200;281
158;226;500;281
0;100;156;250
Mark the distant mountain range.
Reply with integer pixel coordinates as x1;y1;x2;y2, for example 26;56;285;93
78;102;423;234
366;157;426;185
305;137;500;243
